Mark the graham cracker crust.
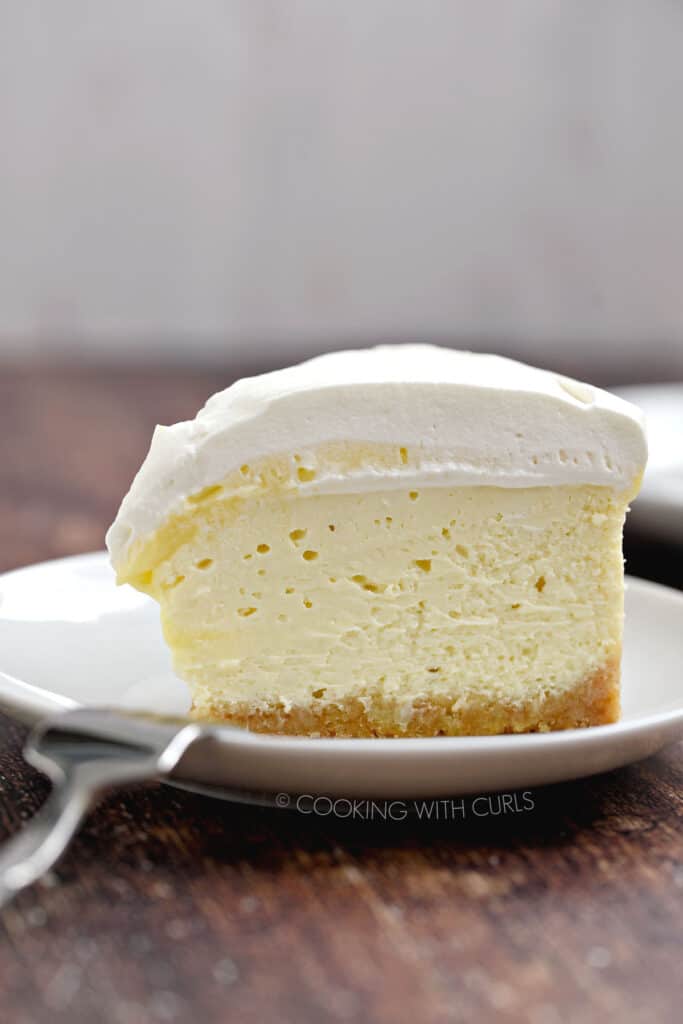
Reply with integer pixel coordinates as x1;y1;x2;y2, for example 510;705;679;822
194;658;620;738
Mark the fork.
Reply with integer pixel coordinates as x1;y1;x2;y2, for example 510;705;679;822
0;708;216;907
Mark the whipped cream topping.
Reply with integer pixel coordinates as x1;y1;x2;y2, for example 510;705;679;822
107;345;647;569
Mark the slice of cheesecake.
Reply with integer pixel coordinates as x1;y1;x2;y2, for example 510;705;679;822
106;346;646;737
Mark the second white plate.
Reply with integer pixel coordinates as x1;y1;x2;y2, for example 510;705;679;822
617;383;683;543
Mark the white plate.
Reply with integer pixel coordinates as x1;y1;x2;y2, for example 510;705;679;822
616;383;683;543
1;553;682;799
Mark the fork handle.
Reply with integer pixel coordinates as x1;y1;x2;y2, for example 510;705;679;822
0;713;206;908
0;770;101;905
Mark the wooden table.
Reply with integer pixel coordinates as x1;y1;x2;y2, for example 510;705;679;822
0;363;681;1024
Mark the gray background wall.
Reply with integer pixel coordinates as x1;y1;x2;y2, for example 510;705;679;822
1;1;682;377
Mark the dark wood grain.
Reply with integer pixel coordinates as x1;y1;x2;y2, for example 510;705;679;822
0;363;681;1024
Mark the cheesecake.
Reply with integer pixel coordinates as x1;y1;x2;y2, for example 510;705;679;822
106;346;647;737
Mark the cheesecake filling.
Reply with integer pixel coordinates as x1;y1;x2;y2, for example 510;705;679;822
117;447;634;734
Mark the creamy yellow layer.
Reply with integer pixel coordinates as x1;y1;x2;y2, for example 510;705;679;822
119;451;632;720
